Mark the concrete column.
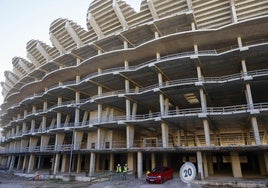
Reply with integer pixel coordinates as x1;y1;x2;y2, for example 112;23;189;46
194;44;198;54
89;153;96;176
98;104;102;123
158;72;163;86
40;135;50;151
55;133;65;150
29;137;38;152
53;154;61;174
151;153;156;169
230;152;242;178
155;31;159;39
199;88;207;112
42;116;47;131
125;74;131;120
264;152;268;175
22;156;29;171
37;156;42;169
203;153;209;177
161;122;169;148
109;153;114;172
237;36;242;47
76;154;81;173
191;22;196;30
97;128;103;149
197;66;202;80
61;154;67;172
75;91;80;126
164;98;169;116
74;131;83;150
245;84;254;109
56;113;62;128
126;99;131;120
159;94;164;116
156;52;160;61
20;139;28;152
17;156;22;170
127;153;134;173
250;117;261;145
27;154;36;173
31;119;35;133
197;151;204;180
126;125;134;148
241;60;247;75
8;156;15;171
207;154;214;175
203;119;211;146
132;103;137;120
137;152;143;178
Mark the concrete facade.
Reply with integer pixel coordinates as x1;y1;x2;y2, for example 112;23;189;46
0;0;268;180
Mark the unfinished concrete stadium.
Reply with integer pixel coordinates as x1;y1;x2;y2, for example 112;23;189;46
0;0;268;180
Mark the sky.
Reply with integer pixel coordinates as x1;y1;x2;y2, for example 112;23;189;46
0;0;142;104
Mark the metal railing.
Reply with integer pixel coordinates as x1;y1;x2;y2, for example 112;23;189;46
3;102;268;143
0;132;265;154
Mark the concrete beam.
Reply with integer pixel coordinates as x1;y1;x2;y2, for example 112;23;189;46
147;0;158;20
88;13;104;38
27;52;41;67
49;32;66;55
65;21;83;47
36;43;52;61
7;72;18;84
113;0;128;30
12;67;23;78
18;59;31;73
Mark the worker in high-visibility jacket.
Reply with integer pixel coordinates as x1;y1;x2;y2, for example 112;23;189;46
116;164;122;173
122;164;128;180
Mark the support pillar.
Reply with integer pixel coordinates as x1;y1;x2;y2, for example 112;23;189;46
127;153;134;173
22;156;29;171
8;156;15;171
61;154;67;172
203;153;209;178
230;152;242;178
109;153;114;172
161;122;169;148
203;119;210;146
137;152;143;178
207;154;214;175
53;154;61;175
126;125;134;148
76;154;81;173
27;154;36;173
89;153;96;176
250;117;261;145
197;151;204;180
17;156;22;170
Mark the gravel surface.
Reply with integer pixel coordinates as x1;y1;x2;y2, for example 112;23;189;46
0;171;200;188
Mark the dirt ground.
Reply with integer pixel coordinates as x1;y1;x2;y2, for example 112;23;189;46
0;171;200;188
0;171;91;188
1;170;267;188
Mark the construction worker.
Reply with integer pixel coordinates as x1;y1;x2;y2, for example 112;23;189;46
116;164;122;173
122;164;128;180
